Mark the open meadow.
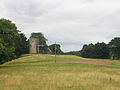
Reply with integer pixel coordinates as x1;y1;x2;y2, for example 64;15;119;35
0;54;120;90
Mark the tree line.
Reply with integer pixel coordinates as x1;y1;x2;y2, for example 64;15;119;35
81;38;120;60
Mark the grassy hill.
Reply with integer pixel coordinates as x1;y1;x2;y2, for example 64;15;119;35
0;54;120;90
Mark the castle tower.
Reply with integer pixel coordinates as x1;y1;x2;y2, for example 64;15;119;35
29;37;39;54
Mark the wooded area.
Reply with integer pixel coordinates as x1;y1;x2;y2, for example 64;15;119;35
0;18;29;64
81;38;120;60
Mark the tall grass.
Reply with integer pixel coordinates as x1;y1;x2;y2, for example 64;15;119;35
0;54;120;90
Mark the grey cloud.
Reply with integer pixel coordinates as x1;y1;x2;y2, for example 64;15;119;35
0;0;120;51
6;0;42;17
4;0;60;24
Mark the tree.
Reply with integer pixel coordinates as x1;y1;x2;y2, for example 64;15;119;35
15;33;29;56
49;44;63;54
0;18;19;63
108;37;120;60
81;43;95;58
94;42;109;59
0;18;29;64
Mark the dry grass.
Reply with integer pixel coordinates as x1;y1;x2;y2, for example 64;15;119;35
0;54;120;90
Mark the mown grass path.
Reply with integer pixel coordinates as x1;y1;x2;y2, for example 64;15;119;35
0;54;120;90
54;61;113;65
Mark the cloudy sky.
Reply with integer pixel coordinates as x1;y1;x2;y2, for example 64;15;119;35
0;0;120;51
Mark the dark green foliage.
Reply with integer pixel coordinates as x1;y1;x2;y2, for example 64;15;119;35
40;45;49;54
108;37;120;60
49;44;63;54
81;38;120;60
81;44;95;58
0;18;29;64
81;42;109;59
94;43;109;58
15;33;29;56
30;32;48;54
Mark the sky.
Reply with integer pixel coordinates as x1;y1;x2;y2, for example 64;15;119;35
0;0;120;51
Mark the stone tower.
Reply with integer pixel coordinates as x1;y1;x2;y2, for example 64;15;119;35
29;37;39;54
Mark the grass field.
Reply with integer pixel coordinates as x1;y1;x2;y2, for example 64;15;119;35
0;54;120;90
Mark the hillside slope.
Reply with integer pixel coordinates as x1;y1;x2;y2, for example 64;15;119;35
0;54;120;90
